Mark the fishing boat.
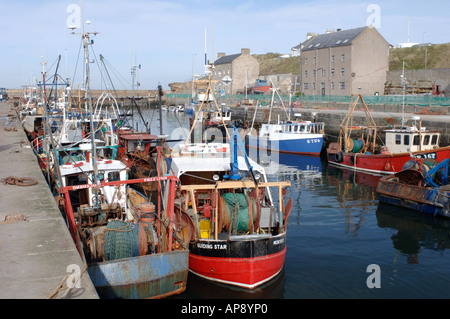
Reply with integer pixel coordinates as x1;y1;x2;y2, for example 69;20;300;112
327;95;450;175
58;157;189;298
170;65;292;289
52;17;189;299
377;157;450;219
249;79;271;94
246;86;325;156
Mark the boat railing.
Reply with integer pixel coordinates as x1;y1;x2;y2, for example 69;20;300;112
59;175;179;256
179;180;291;240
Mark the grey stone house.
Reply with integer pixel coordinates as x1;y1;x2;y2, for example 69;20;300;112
297;26;390;96
212;48;259;95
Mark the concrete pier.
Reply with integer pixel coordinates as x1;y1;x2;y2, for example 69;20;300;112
0;102;98;299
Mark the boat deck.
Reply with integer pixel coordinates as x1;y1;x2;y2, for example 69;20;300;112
0;102;98;299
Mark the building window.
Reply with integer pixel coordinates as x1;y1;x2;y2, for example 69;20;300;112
342;54;345;62
313;70;316;77
305;70;308;78
321;69;326;77
304;83;308;90
340;82;346;90
305;58;308;65
331;68;335;76
313;57;316;65
332;55;335;63
313;83;316;90
341;68;345;76
332;82;335;90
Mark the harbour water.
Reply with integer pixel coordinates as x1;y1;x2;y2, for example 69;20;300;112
147;110;450;299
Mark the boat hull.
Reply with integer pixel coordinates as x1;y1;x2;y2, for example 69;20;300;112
188;233;286;289
327;146;450;175
377;177;450;219
247;135;324;156
88;250;189;299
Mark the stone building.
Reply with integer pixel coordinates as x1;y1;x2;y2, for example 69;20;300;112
298;26;390;96
212;48;259;95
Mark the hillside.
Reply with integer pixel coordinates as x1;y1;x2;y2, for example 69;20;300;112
253;53;300;75
389;43;450;70
253;43;450;75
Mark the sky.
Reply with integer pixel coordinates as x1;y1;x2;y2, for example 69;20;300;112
1;0;449;90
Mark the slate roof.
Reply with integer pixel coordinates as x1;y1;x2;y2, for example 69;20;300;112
300;26;367;52
214;53;241;65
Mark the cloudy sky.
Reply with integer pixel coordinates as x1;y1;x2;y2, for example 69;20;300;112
1;0;449;90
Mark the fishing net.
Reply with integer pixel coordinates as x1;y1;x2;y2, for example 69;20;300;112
103;220;139;261
222;193;250;234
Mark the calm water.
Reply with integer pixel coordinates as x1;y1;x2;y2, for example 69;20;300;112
153;111;450;299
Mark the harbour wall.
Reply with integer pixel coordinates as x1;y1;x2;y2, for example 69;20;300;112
228;105;450;147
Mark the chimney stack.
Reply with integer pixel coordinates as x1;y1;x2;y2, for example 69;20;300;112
241;48;250;55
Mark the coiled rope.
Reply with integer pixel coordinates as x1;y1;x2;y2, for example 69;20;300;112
1;176;38;186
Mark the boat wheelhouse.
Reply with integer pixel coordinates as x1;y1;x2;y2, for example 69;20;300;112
247;120;325;156
383;126;441;155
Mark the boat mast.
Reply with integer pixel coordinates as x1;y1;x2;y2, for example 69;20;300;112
401;61;406;127
72;0;99;187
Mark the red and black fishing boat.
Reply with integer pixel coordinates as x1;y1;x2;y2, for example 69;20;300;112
169;67;292;289
327;95;450;175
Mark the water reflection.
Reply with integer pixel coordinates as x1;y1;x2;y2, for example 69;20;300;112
172;268;286;299
376;201;450;264
323;164;380;237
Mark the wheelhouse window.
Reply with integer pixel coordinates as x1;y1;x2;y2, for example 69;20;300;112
423;135;430;145
404;135;410;145
431;135;438;145
413;135;420;145
395;134;401;145
108;171;120;182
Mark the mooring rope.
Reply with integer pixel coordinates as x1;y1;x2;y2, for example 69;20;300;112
1;176;38;186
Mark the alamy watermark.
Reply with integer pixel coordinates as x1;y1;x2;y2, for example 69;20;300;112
66;4;81;30
366;4;381;28
366;264;381;288
66;264;82;289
